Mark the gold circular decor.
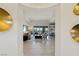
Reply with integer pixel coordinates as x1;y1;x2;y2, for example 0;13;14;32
71;24;79;43
0;8;12;32
73;3;79;15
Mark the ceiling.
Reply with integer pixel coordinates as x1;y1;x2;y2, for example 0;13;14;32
23;7;54;20
22;3;57;20
21;3;58;25
22;3;58;8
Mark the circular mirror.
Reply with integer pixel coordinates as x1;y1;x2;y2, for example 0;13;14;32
71;24;79;43
73;3;79;15
0;8;12;32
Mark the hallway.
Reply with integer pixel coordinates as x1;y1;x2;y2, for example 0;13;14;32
0;3;78;56
23;37;55;56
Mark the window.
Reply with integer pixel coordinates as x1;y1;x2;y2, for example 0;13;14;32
23;25;28;33
33;26;48;33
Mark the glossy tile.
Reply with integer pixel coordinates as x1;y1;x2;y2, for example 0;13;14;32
23;37;55;56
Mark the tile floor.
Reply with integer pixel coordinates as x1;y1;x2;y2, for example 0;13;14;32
23;36;55;56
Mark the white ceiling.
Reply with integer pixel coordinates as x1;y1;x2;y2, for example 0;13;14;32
22;3;58;8
23;7;54;20
22;4;56;20
21;3;58;25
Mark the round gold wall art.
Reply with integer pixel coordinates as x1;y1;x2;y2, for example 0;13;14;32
71;24;79;43
73;3;79;15
0;8;12;32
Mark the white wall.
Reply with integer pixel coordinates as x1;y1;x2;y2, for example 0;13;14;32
17;4;25;56
0;3;25;56
30;20;49;26
58;3;79;56
0;4;19;55
54;4;61;56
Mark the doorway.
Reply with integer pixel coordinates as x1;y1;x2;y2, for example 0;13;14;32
23;22;55;56
21;3;59;56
